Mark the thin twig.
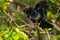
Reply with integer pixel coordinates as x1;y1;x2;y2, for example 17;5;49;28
6;0;28;7
46;30;51;40
3;10;20;27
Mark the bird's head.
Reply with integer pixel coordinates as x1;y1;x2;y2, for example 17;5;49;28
23;6;31;14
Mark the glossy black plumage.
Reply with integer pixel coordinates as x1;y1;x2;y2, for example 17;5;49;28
40;19;53;29
34;1;49;19
23;1;53;29
23;7;53;29
23;7;42;23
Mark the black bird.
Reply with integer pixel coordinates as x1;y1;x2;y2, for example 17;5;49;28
23;6;42;23
23;6;53;29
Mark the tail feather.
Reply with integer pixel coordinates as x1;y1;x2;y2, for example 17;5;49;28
40;19;53;29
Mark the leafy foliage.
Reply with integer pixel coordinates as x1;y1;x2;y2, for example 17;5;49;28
0;27;28;40
0;0;60;40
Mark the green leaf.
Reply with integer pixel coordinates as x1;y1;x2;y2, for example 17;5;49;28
13;34;19;40
0;36;3;40
56;35;60;40
0;0;5;7
15;27;20;32
4;34;9;39
47;11;57;19
34;30;38;37
50;0;56;3
2;2;10;10
6;37;13;40
19;31;28;40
